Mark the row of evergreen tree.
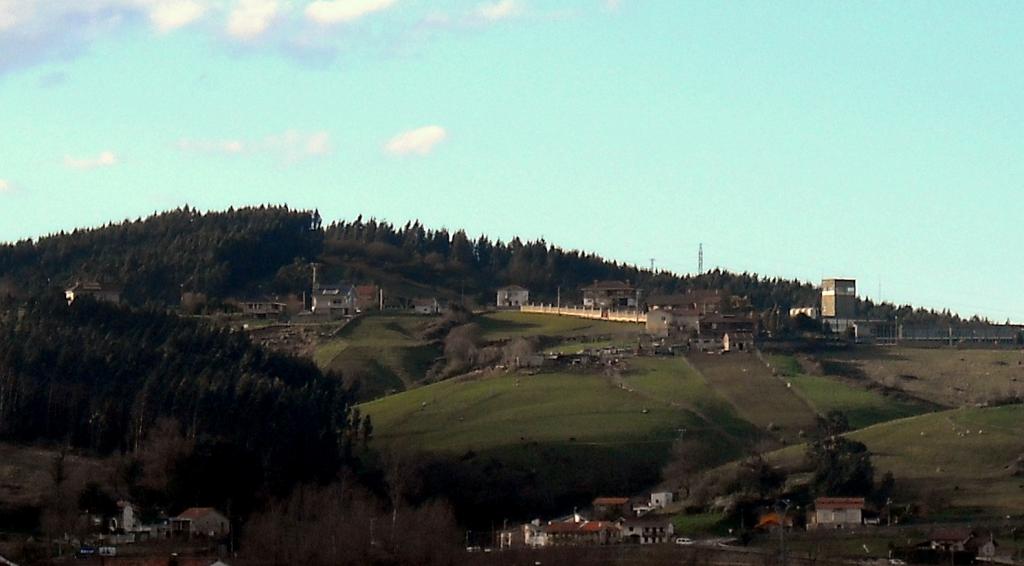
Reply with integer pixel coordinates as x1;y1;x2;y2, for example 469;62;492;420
0;206;995;325
0;293;355;512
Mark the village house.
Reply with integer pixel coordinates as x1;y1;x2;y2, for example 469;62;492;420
621;517;674;544
65;280;122;305
581;281;636;309
807;497;864;530
645;308;699;338
496;285;530;308
355;284;380;311
171;507;230;539
233;297;287;319
543;519;621;546
632;492;674;516
412;298;443;315
592;497;631;519
698;314;756;338
723;332;754;353
924;528;998;556
500;520;549;549
311;283;357;318
647;290;726;314
789;306;820;320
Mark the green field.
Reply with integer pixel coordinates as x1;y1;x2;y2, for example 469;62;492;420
361;367;711;519
476;311;642;341
767;405;1024;517
314;314;440;399
542;338;639;354
624;357;764;449
686;354;820;445
363;369;697;452
767;354;934;429
820;346;1024;407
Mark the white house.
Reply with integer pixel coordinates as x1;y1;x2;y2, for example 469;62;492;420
65;281;121;305
808;497;864;530
723;332;754;353
496;285;529;308
171;507;230;538
312;284;357;317
621;517;674;544
110;500;141;532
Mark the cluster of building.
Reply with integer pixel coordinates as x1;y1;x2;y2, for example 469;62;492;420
497;492;677;549
499;277;1022;349
498;281;757;354
75;502;230;552
792;278;1022;344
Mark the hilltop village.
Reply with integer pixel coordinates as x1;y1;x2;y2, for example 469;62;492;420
2;210;1022;566
43;273;1024;566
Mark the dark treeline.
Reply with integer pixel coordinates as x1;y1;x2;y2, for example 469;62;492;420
0;293;357;515
0;206;995;324
322;216;824;310
0;206;323;304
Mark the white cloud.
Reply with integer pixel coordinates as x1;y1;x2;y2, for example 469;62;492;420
177;138;246;153
0;179;10;193
385;125;446;156
305;0;396;25
64;151;119;170
227;0;278;39
147;0;208;33
475;0;522;21
263;129;334;160
178;130;332;162
0;1;32;33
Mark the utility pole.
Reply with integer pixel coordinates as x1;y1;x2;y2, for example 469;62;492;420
649;258;656;272
698;243;704;274
557;285;561;314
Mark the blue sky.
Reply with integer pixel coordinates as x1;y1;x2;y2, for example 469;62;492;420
1;1;1022;321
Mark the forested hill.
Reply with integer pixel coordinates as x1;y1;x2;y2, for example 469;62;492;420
0;294;355;511
0;206;323;305
0;206;824;311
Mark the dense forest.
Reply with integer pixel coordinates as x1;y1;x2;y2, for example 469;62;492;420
0;293;359;515
0;206;323;304
0;205;997;326
0;206;821;310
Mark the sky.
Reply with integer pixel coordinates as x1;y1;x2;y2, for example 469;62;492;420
1;1;1022;322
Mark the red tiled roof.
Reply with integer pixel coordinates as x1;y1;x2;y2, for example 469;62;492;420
593;497;629;506
176;507;219;521
544;521;617;534
814;497;865;510
579;521;617;533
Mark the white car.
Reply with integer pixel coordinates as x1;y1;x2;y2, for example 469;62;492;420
674;537;695;545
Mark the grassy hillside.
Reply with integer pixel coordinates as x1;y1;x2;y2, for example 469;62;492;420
767;405;1024;517
766;354;935;429
361;367;705;521
363;369;696;452
314;314;441;399
818;346;1024;407
623;357;764;449
686;353;820;445
476;311;642;342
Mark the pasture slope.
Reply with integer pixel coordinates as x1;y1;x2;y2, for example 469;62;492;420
686;353;820;446
314;314;440;400
768;404;1024;517
476;310;643;342
817;346;1024;406
766;354;935;429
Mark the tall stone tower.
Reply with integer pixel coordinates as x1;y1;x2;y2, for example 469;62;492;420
821;278;856;318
